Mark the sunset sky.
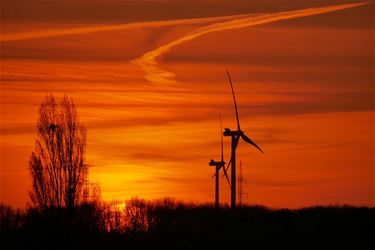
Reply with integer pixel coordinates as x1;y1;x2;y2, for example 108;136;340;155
1;0;374;209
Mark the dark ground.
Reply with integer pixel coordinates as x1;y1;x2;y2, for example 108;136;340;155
1;201;374;249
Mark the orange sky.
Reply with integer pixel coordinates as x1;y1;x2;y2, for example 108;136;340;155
1;0;374;208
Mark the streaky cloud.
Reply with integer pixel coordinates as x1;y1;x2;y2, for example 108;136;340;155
0;14;253;42
131;2;368;84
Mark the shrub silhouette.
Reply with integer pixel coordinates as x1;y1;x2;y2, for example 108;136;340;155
0;203;24;233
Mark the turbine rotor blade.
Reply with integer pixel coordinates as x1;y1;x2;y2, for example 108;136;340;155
235;135;240;149
222;164;231;188
223;135;240;174
226;70;241;131
241;133;264;153
219;112;224;162
224;157;231;175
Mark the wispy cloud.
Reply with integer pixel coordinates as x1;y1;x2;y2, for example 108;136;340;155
0;13;253;42
131;2;368;84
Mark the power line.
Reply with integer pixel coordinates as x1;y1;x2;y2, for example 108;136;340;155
266;140;374;155
115;174;373;198
121;186;214;197
248;174;374;187
249;184;374;202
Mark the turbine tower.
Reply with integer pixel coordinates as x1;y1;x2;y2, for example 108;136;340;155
209;113;230;209
223;70;264;209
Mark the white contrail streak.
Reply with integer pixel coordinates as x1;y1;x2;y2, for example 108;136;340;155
131;2;367;84
0;14;254;42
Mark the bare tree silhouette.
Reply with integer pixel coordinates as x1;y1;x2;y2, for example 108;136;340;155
125;198;148;233
29;94;87;209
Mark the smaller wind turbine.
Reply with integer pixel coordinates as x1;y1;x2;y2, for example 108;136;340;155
209;113;230;209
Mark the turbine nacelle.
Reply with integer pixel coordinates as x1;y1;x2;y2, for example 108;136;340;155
209;159;225;168
223;128;243;137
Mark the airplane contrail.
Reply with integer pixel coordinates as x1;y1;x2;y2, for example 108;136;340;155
0;13;254;42
131;2;368;84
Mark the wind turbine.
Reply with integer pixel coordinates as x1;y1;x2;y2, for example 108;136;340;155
209;113;230;209
223;70;264;209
